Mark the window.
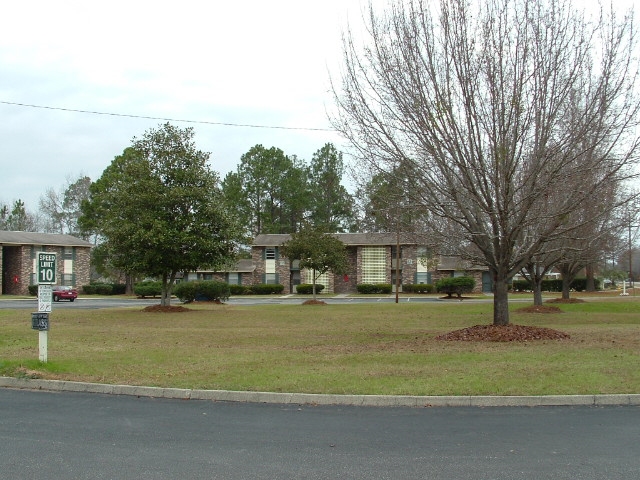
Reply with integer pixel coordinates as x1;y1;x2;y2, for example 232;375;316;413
305;270;329;290
227;273;240;285
64;247;74;260
265;248;277;260
415;272;431;284
361;246;386;284
264;273;278;284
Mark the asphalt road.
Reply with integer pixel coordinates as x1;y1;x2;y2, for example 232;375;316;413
0;295;448;310
1;388;638;479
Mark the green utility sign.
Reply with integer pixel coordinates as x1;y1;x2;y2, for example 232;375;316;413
37;252;57;284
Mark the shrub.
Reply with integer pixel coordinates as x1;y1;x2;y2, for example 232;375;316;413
83;283;125;295
357;283;392;294
197;281;230;302
172;281;198;303
249;284;284;295
28;285;38;296
402;283;434;293
435;276;476;298
173;280;230;303
511;280;532;292
110;283;127;295
295;283;325;294
134;281;162;298
229;284;249;295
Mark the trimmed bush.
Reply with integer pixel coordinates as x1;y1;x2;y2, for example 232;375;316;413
173;280;230;303
134;281;162;298
511;277;601;293
511;280;532;292
436;276;475;298
295;283;326;294
83;283;126;295
248;284;284;295
402;283;434;293
229;284;250;295
197;281;230;302
357;283;392;294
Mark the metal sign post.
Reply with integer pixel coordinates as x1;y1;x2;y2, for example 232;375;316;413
34;252;56;363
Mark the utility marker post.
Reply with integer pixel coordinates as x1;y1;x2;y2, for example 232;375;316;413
35;252;56;363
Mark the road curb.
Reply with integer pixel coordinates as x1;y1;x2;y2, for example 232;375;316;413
1;377;639;407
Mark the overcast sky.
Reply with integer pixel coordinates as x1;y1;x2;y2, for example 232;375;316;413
0;0;375;210
1;0;636;212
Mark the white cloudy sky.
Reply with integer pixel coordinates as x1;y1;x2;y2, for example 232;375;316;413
0;0;376;209
0;0;636;211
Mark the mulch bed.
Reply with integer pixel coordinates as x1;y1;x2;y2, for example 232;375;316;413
545;297;586;304
436;324;571;342
302;299;327;305
142;305;192;313
516;305;563;314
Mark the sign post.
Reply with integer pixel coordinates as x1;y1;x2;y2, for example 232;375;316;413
31;313;50;362
35;252;56;363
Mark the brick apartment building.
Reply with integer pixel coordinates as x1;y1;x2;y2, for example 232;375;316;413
0;231;92;295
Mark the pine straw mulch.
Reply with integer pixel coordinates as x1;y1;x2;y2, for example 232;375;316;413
302;299;328;305
436;324;571;342
142;305;192;312
437;298;577;342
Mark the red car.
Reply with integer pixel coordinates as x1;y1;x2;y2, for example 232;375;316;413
52;286;78;302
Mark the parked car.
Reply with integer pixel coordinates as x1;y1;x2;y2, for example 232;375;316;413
52;286;78;302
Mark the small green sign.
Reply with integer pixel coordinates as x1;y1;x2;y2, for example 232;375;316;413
37;252;57;285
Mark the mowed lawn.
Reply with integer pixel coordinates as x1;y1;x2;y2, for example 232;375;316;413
1;297;639;396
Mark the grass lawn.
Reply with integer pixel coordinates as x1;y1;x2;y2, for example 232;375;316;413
1;297;639;396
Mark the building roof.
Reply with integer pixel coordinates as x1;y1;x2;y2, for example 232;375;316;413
0;231;93;247
253;232;424;247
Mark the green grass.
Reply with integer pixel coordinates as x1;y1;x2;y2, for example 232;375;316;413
1;298;639;396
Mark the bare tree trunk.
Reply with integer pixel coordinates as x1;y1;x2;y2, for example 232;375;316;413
586;264;596;292
561;277;572;300
533;284;544;307
493;275;510;326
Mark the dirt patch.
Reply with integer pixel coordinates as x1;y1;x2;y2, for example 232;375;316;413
142;305;192;313
302;299;328;305
516;305;563;314
546;297;586;304
436;324;571;342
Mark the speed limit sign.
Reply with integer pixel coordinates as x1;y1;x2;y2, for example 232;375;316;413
37;252;57;284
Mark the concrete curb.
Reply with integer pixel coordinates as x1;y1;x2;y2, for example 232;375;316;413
1;377;639;407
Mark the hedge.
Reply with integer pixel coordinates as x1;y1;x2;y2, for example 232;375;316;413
82;283;114;295
435;276;475;298
511;278;601;292
173;280;230;303
295;283;325;294
229;284;250;295
248;284;285;295
402;283;435;293
133;281;162;298
357;283;393;294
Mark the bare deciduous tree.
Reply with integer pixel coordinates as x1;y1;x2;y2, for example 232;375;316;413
332;0;640;325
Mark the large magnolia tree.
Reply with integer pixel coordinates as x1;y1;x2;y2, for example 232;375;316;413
80;123;242;306
332;0;640;325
